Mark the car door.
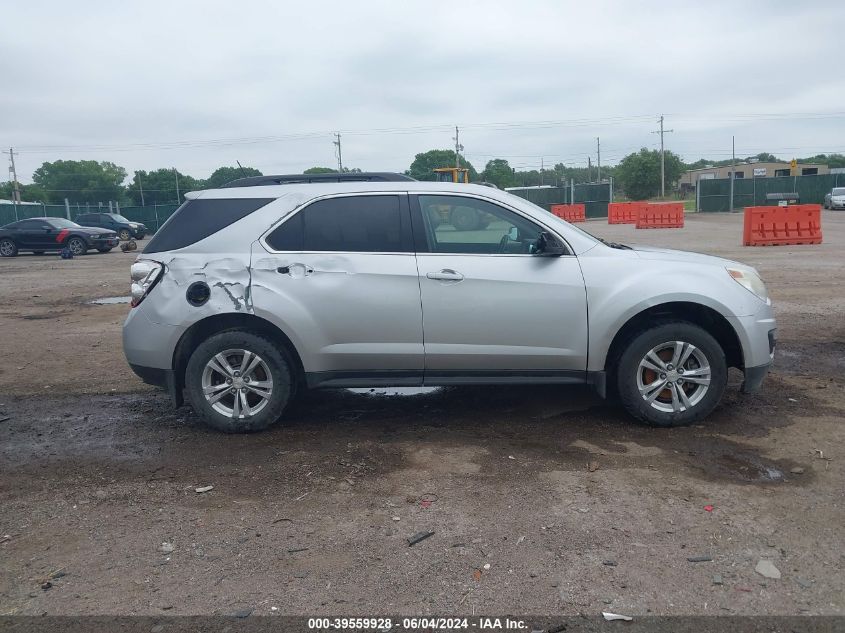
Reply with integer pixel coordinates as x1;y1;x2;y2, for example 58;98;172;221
253;193;425;385
411;193;588;380
14;220;49;249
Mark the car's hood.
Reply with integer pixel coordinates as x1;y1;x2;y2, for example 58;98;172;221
631;245;750;270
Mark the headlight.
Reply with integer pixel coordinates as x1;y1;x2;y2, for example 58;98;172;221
130;260;163;307
727;268;769;303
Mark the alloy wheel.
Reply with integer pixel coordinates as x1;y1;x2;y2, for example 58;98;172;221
636;340;711;413
201;348;274;419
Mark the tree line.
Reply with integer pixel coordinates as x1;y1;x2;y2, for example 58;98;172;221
3;151;843;206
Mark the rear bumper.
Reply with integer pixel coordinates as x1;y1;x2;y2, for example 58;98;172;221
129;363;183;406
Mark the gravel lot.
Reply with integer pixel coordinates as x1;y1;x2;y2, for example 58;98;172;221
0;211;843;618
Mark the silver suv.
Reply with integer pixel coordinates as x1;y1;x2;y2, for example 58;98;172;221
123;173;776;433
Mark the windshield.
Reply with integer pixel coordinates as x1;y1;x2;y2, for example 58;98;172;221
833;188;845;196
46;218;80;229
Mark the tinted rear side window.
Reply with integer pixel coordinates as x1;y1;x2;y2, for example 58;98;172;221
144;198;273;253
265;195;405;252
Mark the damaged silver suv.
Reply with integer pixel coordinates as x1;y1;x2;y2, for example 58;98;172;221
123;173;776;433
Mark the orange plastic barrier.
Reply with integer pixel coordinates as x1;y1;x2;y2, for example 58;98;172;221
742;204;822;246
607;202;643;224
636;202;685;229
550;203;586;223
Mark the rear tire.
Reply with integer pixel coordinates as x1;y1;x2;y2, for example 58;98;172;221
185;330;294;433
616;321;727;427
97;247;113;253
0;238;18;257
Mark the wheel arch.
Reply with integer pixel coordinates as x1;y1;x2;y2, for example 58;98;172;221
172;313;305;394
603;301;744;377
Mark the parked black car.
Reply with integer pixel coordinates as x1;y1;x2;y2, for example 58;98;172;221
75;213;147;240
0;217;119;257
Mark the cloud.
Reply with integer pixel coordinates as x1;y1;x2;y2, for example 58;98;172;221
2;0;843;183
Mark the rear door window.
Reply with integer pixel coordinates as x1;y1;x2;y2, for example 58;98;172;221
265;195;410;253
144;198;274;253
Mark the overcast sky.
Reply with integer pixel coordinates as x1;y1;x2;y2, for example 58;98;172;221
2;0;843;184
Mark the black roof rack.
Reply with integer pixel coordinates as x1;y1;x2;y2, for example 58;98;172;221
221;172;415;188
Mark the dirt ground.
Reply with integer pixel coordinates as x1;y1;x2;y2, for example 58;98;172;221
0;212;843;618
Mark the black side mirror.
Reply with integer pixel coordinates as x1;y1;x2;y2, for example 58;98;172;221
533;231;566;257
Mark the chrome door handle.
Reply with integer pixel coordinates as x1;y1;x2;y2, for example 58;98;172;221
276;263;314;277
426;269;464;281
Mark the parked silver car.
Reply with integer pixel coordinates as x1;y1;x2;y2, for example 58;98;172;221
824;187;845;210
123;174;776;433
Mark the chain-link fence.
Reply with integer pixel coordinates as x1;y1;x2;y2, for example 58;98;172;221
698;173;845;212
507;182;611;218
0;202;180;232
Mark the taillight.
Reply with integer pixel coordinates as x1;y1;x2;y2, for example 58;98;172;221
130;260;163;307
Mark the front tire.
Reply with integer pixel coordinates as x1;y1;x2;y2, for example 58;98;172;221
0;238;18;257
616;321;727;427
67;237;87;256
185;330;294;433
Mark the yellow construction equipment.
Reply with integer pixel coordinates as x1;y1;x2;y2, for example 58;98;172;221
433;167;470;184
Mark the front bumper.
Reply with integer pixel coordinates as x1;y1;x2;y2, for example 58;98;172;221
741;362;772;393
91;237;119;249
741;326;776;393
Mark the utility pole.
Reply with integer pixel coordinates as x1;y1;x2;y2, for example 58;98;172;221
596;137;601;182
333;133;343;172
651;115;674;198
540;157;544;187
136;171;146;206
453;126;463;169
174;168;180;203
729;135;736;212
587;156;592;182
3;148;21;203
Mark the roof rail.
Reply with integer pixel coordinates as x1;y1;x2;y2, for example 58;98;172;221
221;172;415;188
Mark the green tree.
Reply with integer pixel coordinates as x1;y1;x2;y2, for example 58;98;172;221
31;160;127;204
126;168;200;205
205;165;262;189
407;149;478;181
616;148;684;200
482;159;516;189
801;153;845;168
0;182;48;203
